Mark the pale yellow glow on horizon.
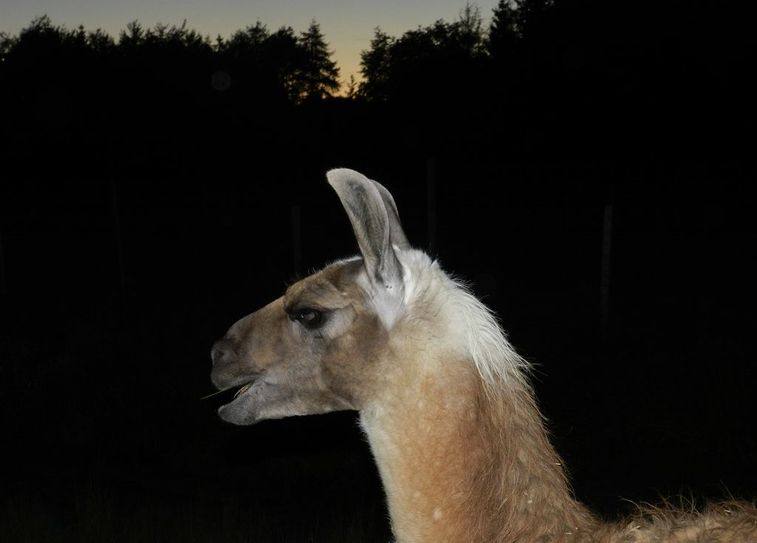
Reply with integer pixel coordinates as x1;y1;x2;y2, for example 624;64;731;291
0;0;500;93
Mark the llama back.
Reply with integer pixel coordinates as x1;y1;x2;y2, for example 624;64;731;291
593;501;757;543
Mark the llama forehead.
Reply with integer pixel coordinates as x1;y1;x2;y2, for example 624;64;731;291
283;259;364;311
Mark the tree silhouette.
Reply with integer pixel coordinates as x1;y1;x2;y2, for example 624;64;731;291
263;26;306;102
0;15;349;190
457;2;485;56
515;0;555;39
487;0;520;61
119;20;144;46
294;21;340;101
358;12;487;107
218;22;295;103
0;31;13;59
0;3;751;185
345;74;359;99
359;28;394;102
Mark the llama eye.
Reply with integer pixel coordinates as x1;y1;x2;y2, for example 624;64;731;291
290;308;324;329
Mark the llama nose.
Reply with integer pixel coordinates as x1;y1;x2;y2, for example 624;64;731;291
211;339;233;366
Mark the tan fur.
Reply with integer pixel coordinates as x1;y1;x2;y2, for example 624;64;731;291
361;328;757;542
361;352;596;542
594;501;757;542
210;173;756;543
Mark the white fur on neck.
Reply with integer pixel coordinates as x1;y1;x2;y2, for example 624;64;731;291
349;246;528;386
397;248;529;386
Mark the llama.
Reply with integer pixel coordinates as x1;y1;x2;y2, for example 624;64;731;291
209;168;757;542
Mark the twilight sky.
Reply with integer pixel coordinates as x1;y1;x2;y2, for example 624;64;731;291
0;0;500;85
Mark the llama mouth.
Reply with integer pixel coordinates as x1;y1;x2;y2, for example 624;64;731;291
216;377;268;425
233;382;254;399
202;377;257;404
218;379;258;410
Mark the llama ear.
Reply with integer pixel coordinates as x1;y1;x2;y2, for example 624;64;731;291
370;179;411;251
326;168;405;307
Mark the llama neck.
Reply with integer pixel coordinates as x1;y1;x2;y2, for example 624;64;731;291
360;356;596;543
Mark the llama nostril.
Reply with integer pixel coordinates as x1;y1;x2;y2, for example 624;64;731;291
211;337;239;367
211;341;228;366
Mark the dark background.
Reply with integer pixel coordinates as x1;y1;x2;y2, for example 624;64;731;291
1;1;755;541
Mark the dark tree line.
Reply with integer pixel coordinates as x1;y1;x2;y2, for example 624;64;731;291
1;1;753;187
0;15;340;102
1;0;753;315
0;15;342;188
358;0;755;170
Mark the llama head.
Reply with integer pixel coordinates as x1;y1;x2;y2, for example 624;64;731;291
210;168;411;425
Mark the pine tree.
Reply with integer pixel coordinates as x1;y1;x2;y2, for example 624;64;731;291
515;0;554;39
487;0;520;60
359;28;394;101
457;2;484;56
119;21;145;49
295;21;340;101
345;74;358;99
0;32;15;61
